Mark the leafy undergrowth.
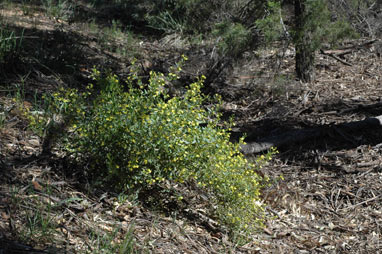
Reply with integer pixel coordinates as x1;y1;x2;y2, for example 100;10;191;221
0;94;272;254
0;155;259;253
1;0;382;253
0;1;275;253
0;93;273;253
24;58;275;239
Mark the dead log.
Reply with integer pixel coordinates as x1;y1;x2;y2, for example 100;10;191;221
240;115;382;155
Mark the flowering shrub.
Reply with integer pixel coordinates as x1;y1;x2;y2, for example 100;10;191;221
38;58;276;235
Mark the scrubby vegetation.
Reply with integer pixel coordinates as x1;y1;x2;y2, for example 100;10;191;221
1;0;381;253
25;58;275;238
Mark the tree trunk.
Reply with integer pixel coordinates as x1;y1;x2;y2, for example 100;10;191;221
294;0;315;82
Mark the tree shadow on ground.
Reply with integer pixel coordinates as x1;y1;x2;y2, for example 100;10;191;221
0;237;67;254
233;100;382;171
0;23;125;100
71;0;159;36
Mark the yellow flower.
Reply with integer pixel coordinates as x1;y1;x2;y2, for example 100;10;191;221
181;54;188;61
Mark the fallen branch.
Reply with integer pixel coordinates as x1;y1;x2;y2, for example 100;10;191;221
342;39;378;50
319;39;378;66
0;36;39;42
240;115;382;154
184;208;227;234
321;49;353;57
320;49;352;66
339;195;382;211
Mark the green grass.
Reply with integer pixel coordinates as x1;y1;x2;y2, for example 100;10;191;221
0;111;5;128
41;0;73;20
147;10;185;34
23;207;57;242
89;224;137;254
80;19;139;59
98;20;138;58
21;0;34;16
0;26;24;65
8;186;57;243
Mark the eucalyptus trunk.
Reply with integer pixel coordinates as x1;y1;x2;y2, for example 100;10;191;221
294;0;315;82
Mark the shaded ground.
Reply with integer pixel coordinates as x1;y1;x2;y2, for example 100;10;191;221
0;1;382;253
223;41;382;253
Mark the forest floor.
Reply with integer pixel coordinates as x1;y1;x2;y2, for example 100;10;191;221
0;1;382;253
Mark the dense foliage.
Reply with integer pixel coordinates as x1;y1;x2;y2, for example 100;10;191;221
256;0;358;50
89;0;266;58
29;59;276;236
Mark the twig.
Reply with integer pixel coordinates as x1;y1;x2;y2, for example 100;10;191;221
340;195;381;211
320;49;352;66
0;36;39;41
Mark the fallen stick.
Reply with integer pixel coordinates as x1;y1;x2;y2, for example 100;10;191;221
320;49;352;66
